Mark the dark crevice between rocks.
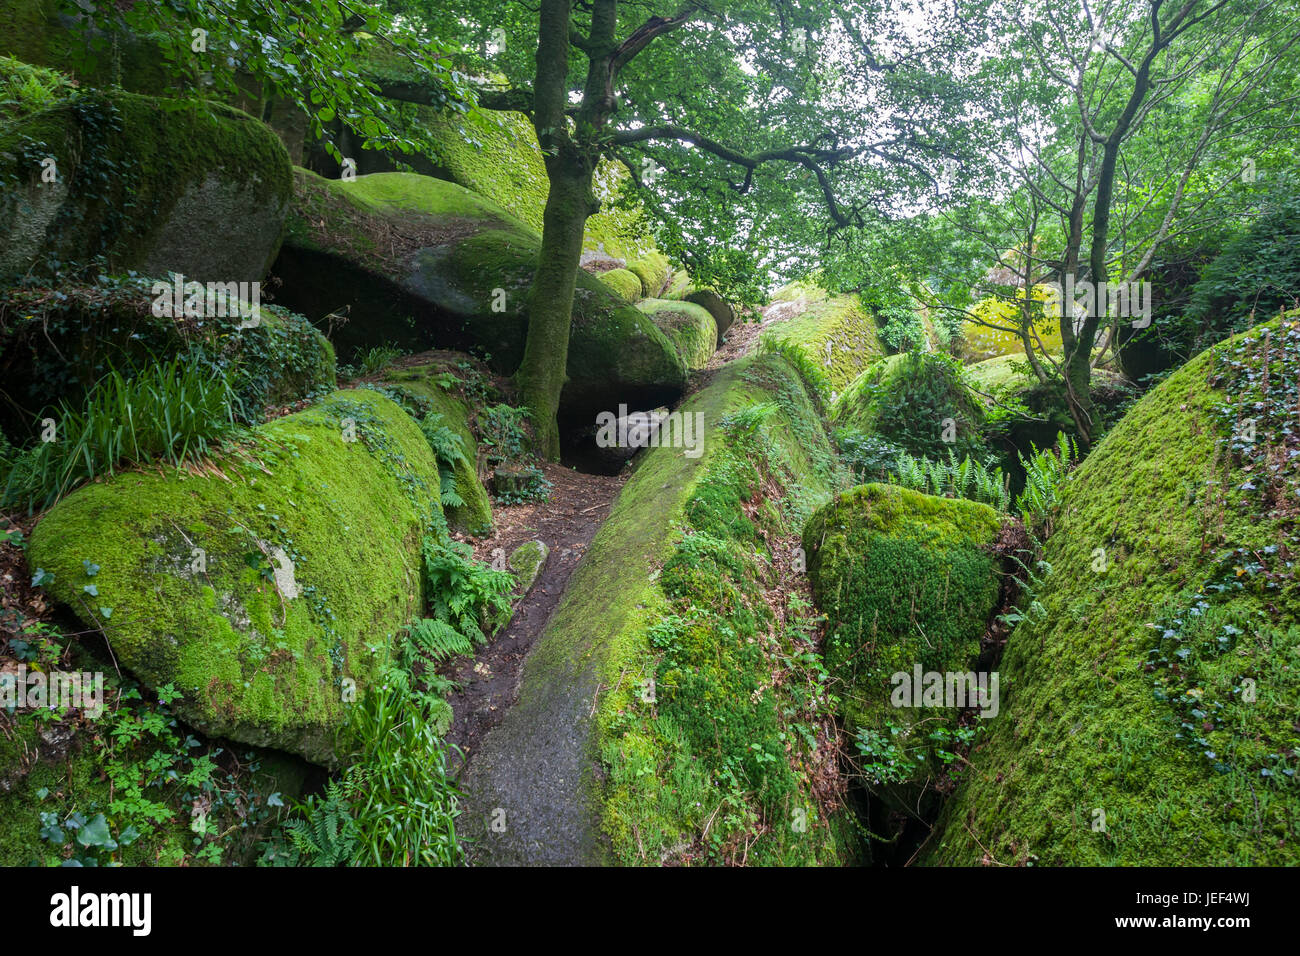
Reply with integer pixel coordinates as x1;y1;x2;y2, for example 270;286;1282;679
555;386;685;476
269;245;490;365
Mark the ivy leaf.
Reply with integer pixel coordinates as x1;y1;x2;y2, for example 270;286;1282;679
76;813;115;849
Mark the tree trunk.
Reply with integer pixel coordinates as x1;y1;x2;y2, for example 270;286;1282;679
509;0;596;460
513;156;596;459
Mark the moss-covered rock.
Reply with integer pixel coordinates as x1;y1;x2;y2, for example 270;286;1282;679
0;277;335;440
460;351;858;865
380;359;494;536
804;483;1002;798
411;106;658;264
276;169;687;419
762;286;884;393
833;352;988;462
962;290;1064;361
927;316;1300;866
0;88;292;282
635;298;717;371
662;268;694;301
26;389;442;766
599;267;644;304
627;251;672;298
508;539;548;594
685;289;735;342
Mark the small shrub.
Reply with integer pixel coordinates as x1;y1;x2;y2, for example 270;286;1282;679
357;344;404;376
479;403;531;464
269;686;463;867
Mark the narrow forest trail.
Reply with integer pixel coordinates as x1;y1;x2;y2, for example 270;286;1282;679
441;463;625;770
450;305;785;865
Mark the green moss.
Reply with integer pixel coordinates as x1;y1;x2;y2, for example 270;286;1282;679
0;88;292;281
761;289;884;393
0;1;58;72
599;267;644;303
381;361;494;536
417;106;657;262
804;483;1002;793
662;268;695;301
927;317;1300;866
635;298;717;371
26;389;442;766
833;352;988;461
464;351;857;865
628;251;671;298
508;540;547;592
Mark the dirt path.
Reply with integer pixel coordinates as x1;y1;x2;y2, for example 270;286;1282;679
440;462;625;771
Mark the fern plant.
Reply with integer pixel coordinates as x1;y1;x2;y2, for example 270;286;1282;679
419;413;468;508
887;449;1012;512
421;537;515;647
997;552;1053;629
279;781;359;867
407;618;474;662
1015;433;1077;534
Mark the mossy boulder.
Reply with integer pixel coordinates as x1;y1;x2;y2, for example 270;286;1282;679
599;267;644;303
627;252;672;298
460;352;857;865
804;483;1002;801
412;105;658;263
962;291;1064;362
0;278;335;441
762;286;884;393
661;268;694;301
276;169;687;419
685;289;735;342
0;88;292;282
299;58;659;265
26;389;442;766
380;359;494;536
927;316;1300;866
635;298;717;371
833;352;988;462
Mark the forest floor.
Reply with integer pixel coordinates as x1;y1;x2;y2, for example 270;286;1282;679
442;309;780;773
441;462;625;770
